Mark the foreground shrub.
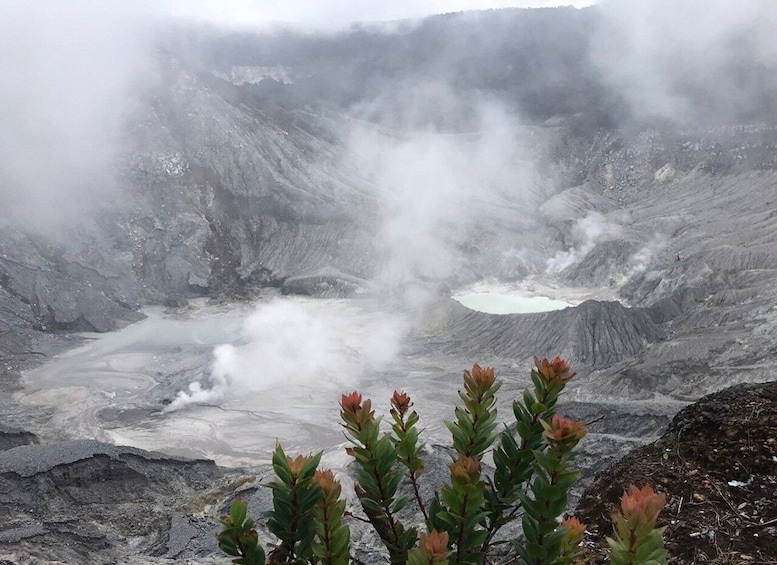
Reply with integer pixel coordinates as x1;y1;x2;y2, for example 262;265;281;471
220;357;665;565
217;498;264;565
607;485;668;565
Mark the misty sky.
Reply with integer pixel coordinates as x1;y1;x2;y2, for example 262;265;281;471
5;0;771;233
169;0;596;29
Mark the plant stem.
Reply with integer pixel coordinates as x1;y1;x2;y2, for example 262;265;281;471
410;472;430;524
455;493;471;565
395;412;429;524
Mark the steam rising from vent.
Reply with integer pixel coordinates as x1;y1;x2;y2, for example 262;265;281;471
625;234;667;279
167;300;407;411
546;211;668;282
347;96;539;301
546;212;621;272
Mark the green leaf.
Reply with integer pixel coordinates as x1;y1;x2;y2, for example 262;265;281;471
360;496;384;513
435;511;457;529
635;542;667;563
301;451;323;478
407;548;430;565
531;449;553;470
545;527;568;548
218;537;240;556
441;487;461;512
271;444;292;483
522;513;539;542
530;372;544;394
385;469;404;497
513;540;530;563
298;487;322;511
393;494;412;513
553;471;579;492
468;529;489;548
455;406;475;429
446;420;468;448
547;497;568;518
331;525;350;551
526;541;548;562
230;499;248;526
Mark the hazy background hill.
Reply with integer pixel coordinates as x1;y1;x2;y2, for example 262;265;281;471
171;7;616;126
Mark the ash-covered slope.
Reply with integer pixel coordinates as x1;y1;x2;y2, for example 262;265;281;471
123;57;378;299
548;125;777;399
0;56;381;378
4;4;776;380
437;298;662;369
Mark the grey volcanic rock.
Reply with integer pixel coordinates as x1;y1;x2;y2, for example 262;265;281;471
0;427;37;452
122;59;378;303
539;184;620;221
0;440;235;564
441;298;662;368
562;239;638;287
0;225;144;334
0;59;380;375
0;439;202;476
281;268;370;297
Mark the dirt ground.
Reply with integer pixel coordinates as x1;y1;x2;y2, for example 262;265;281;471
572;381;777;564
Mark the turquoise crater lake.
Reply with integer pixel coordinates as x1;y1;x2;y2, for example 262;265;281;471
453;292;573;314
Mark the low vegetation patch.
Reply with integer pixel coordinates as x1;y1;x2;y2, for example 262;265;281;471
218;357;668;565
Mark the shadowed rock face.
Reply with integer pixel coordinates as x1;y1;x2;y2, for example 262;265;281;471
0;427;37;452
0;440;233;564
0;6;776;564
0;224;144;334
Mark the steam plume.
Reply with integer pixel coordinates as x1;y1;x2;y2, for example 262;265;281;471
167;299;406;411
591;0;777;124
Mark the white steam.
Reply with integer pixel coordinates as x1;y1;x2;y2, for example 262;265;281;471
591;0;777;124
546;212;621;272
171;39;544;412
167;299;407;411
0;1;163;229
347;95;539;299
546;212;668;281
173;95;542;411
625;234;667;279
